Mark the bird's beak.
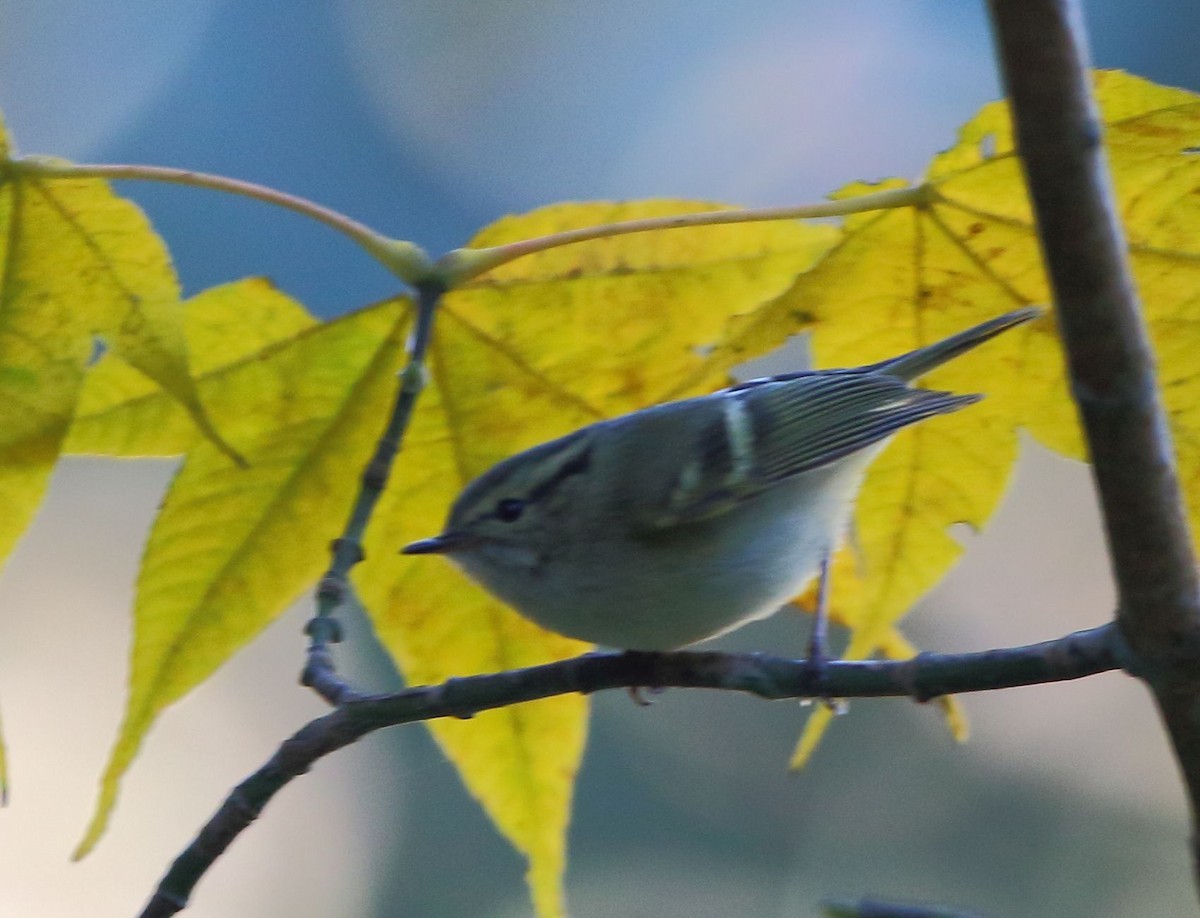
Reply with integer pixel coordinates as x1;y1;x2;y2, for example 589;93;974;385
401;531;477;555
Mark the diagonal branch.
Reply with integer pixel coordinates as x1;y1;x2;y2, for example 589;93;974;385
301;279;447;703
988;0;1200;888
138;624;1121;917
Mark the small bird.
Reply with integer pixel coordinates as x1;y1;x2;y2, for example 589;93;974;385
404;308;1039;651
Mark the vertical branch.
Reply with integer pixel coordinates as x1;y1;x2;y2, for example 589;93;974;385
302;279;446;702
987;0;1200;886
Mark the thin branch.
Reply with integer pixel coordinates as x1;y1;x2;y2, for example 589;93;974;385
434;184;930;286
822;896;990;918
301;280;447;703
988;0;1200;887
139;624;1121;917
8;158;434;286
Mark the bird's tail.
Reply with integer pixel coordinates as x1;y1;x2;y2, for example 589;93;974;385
876;306;1043;381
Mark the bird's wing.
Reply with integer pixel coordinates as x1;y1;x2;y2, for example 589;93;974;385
647;372;978;528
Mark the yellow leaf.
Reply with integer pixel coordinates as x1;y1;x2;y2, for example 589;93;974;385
926;69;1200;469
779;69;1200;763
76;299;407;857
11;155;239;454
789;705;834;771
66;278;316;456
354;199;836;917
0;119;204;567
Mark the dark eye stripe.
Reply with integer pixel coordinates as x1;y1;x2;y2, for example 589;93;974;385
450;429;596;530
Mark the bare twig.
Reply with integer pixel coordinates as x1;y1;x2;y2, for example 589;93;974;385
138;624;1120;917
822;895;990;918
988;0;1200;887
301;280;446;702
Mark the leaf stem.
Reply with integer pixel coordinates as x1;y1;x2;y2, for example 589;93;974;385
138;623;1121;917
10;158;434;286
434;184;929;286
301;279;446;703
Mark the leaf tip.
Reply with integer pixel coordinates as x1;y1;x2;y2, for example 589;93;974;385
789;705;836;770
73;772;121;860
938;696;971;743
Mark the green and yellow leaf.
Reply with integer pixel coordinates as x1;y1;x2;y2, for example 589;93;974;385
0;153;152;560
0;116;233;569
773;70;1200;761
66;277;316;456
75;298;407;857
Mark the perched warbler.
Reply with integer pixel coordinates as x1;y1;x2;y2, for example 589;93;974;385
404;308;1039;650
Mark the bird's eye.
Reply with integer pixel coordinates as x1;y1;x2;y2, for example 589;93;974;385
495;498;526;522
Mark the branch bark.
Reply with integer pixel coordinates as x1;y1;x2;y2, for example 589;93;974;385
138;625;1119;917
301;279;446;704
988;0;1200;887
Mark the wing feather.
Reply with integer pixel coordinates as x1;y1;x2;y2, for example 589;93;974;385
652;372;977;526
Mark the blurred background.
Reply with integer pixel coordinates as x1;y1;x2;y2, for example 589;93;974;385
1;1;1199;915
